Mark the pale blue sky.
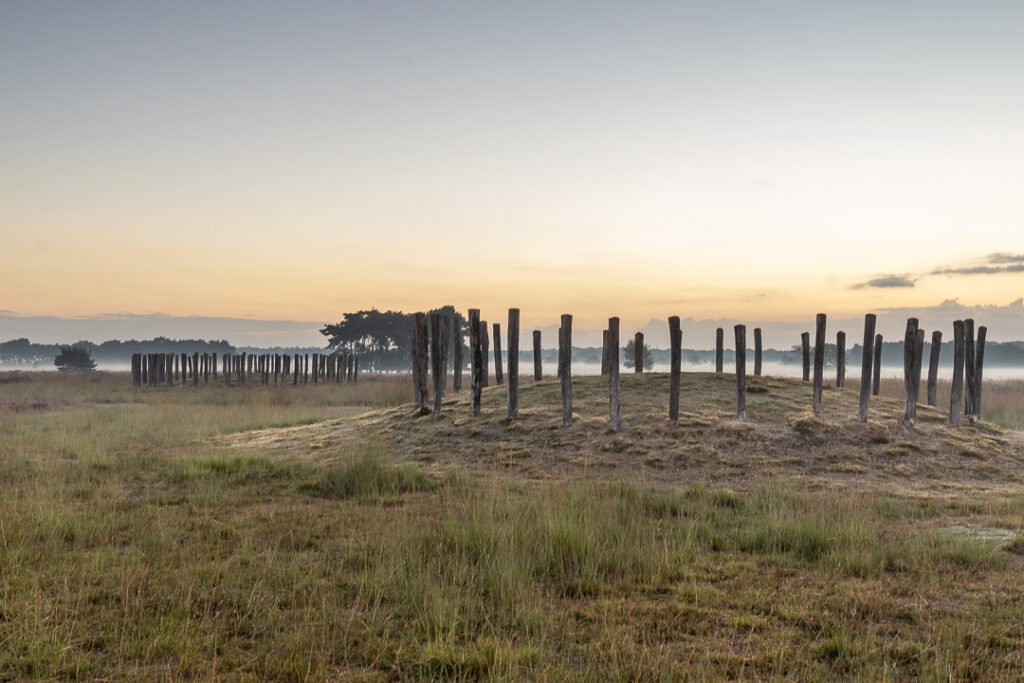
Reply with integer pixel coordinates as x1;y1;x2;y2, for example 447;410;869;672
2;1;1023;332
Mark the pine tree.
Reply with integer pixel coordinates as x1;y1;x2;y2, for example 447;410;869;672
54;345;97;372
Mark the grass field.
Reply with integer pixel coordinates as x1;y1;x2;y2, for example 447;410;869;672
2;370;1024;679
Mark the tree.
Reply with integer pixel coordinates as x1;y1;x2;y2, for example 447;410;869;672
54;345;96;372
622;339;654;370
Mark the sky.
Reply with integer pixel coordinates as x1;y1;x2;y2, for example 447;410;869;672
2;1;1023;345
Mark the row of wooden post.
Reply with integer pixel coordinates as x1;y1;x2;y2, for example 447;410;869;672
413;310;988;433
131;351;359;388
797;315;986;427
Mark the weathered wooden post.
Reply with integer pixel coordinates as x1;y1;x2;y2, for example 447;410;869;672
173;354;179;382
507;309;519;420
439;316;451;396
303;354;309;385
634;332;644;374
735;324;746;419
492;322;504;385
533;330;542;381
608;317;622;432
927;331;942;406
913;328;925;410
872;334;883;396
453;319;463;393
601;329;610;375
974;325;987;421
950;320;965;427
412;317;423;409
559;314;572;427
313;352;320;385
192;352;199;387
141;354;148;386
131;353;140;387
836;331;846;388
858;314;876;422
964;319;976;420
204;353;210;384
812;314;826;416
669;316;682;422
469;309;483;417
754;328;762;376
801;332;810;382
902;318;919;425
181;353;188;386
431;314;444;414
480;321;489;387
413;313;430;411
715;328;724;374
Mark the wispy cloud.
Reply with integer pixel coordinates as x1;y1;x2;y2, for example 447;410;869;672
851;275;915;290
931;253;1024;276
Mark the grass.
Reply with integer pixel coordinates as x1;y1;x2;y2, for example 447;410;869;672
2;371;1024;679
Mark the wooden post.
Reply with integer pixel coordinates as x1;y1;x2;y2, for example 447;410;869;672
480;321;489;387
858;314;876;422
440;316;451;396
413;313;429;411
431;314;444;414
634;332;644;374
173;353;179;382
836;331;846;388
507;309;519;420
715;328;724;374
669;316;681;422
601;329;610;375
753;328;762;376
303;354;309;385
964;319;976;420
347;354;354;382
131;353;140;387
469;309;482;417
204;353;210;384
872;335;883;396
812;314;826;416
558;314;572;427
492;322;504;385
181;353;188;386
192;352;199;387
313;352;319;385
902;318;919;424
801;332;810;382
974;325;986;421
735;324;746;419
453;318;463;393
950;320;965;427
141;354;147;386
927;331;942;406
608;317;622;432
913;328;925;410
533;330;542;381
353;356;358;383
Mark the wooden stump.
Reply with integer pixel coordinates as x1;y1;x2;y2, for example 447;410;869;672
608;317;622;432
480;321;489;387
812;314;826;416
801;332;810;382
431;314;444;414
858;314;876;422
601;329;610;375
975;325;986;421
950;320;965;427
558;314;572;427
872;334;883;396
735;324;746;419
903;318;919;424
836;331;846;388
927;331;942;406
453;319;464;393
533;330;542;381
753;328;762;377
469;309;482;417
913;328;925;411
669;316;681;422
715;327;724;374
507;309;519;420
492;322;504;385
414;313;430;411
634;332;644;374
964;319;976;421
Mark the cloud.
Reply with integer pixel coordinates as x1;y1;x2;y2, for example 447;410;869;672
851;275;915;289
931;253;1024;276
